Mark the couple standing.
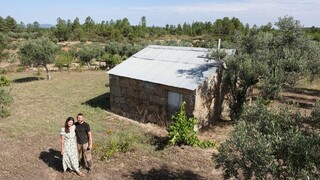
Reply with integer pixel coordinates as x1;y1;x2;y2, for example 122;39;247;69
60;113;93;176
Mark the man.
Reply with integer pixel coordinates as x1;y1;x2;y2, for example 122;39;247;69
75;113;93;173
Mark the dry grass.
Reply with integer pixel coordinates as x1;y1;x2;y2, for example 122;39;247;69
1;70;317;179
2;71;111;136
0;70;223;179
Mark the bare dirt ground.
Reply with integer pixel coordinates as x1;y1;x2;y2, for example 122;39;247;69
0;114;232;180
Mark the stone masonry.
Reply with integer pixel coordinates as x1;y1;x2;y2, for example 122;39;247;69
109;74;196;126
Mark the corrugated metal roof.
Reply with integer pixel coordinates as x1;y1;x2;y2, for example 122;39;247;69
108;45;227;90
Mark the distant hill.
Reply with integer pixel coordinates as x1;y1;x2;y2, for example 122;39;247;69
40;24;55;28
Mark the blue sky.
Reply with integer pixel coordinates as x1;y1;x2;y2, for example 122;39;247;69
1;0;319;27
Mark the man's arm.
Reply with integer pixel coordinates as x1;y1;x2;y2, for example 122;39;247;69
88;131;92;149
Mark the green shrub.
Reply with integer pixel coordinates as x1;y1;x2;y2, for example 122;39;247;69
80;38;87;43
168;102;216;148
100;53;123;68
0;76;11;87
215;100;320;179
54;52;73;70
6;52;18;63
15;66;26;72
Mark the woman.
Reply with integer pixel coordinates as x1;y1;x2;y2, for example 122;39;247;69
60;117;85;176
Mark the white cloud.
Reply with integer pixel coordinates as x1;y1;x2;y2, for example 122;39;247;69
124;0;320;26
1;0;319;27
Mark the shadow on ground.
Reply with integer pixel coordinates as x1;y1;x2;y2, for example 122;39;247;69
82;92;110;111
280;95;316;109
284;87;320;97
39;148;63;172
281;86;320;110
127;166;204;180
149;134;170;151
13;77;44;83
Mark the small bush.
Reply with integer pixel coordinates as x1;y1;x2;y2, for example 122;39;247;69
16;66;26;73
54;52;73;70
215;101;320;179
0;76;11;87
168;102;216;148
7;52;18;63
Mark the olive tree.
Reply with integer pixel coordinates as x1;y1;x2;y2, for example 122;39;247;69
215;100;320;179
213;16;320;121
78;43;104;68
19;37;59;80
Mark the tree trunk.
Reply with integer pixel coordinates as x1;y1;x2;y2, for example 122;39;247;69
44;64;51;80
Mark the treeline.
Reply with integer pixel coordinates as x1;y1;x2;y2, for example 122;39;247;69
305;26;320;41
0;15;248;44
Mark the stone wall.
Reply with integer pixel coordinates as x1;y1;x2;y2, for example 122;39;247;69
194;74;217;127
109;75;195;126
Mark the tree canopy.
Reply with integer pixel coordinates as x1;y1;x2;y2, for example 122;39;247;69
19;37;59;80
215;100;320;179
214;16;320;121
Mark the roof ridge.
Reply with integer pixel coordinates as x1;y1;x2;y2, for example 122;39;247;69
147;45;209;52
132;55;209;66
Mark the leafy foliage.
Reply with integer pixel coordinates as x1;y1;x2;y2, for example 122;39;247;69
54;51;73;70
168;102;216;148
105;41;143;57
215;100;320;179
100;53;122;68
19;37;59;79
216;16;320;121
78;43;104;67
19;37;58;66
0;76;11;86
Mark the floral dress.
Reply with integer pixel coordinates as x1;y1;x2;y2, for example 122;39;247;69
60;125;80;172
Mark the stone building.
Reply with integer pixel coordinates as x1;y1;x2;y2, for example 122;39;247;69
108;45;233;127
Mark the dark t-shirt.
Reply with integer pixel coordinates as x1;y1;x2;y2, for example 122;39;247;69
75;122;90;144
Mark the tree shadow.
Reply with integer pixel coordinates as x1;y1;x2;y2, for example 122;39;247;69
176;62;220;85
127;166;204;180
200;119;235;131
148;134;170;151
82;92;110;110
39;148;63;172
280;95;316;109
12;77;45;83
284;87;320;97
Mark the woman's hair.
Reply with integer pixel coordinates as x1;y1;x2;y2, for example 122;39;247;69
64;117;74;133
